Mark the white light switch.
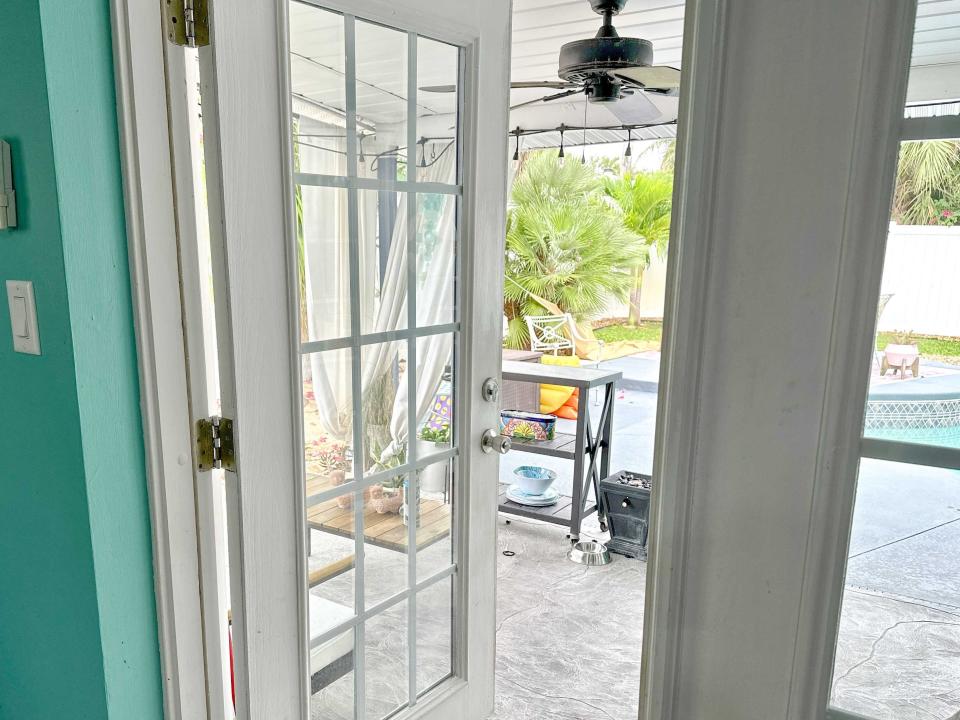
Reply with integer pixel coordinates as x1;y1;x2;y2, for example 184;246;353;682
6;280;41;355
13;296;28;337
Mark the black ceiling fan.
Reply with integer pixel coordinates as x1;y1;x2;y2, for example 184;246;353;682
421;0;681;125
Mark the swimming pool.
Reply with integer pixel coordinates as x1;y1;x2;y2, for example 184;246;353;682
864;425;960;448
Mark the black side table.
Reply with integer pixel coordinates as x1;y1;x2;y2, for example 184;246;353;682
599;470;652;558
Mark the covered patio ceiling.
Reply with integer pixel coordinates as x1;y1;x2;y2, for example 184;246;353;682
510;0;960;148
289;0;960;152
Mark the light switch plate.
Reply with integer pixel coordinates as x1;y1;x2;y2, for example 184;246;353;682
6;280;41;355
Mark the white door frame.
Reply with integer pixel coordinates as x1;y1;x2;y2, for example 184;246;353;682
639;1;920;718
108;1;210;718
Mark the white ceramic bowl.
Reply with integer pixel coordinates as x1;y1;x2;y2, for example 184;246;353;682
512;465;557;495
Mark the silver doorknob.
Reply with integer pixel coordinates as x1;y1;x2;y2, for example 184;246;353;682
481;429;512;454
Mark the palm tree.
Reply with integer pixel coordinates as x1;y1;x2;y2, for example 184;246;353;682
892;140;960;225
603;170;673;324
503;152;645;349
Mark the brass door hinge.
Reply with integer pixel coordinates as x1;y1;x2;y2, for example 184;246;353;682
164;0;210;48
196;416;235;472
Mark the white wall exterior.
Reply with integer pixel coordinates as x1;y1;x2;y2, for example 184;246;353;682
878;224;960;337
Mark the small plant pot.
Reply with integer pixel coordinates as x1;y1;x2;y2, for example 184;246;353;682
416;439;450;494
881;343;920;378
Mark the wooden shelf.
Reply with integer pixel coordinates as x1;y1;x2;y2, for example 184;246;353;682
305;472;451;553
497;484;598;526
508;431;577;459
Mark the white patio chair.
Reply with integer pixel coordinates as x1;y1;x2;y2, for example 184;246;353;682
526;313;605;404
526;314;575;356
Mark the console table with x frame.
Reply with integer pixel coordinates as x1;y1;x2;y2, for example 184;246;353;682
498;360;622;542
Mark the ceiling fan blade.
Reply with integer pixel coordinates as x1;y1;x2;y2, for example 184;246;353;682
613;66;682;91
422;80;577;94
510;80;579;90
510;88;582;111
607;92;663;125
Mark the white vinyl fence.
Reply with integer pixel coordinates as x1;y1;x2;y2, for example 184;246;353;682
877;224;960;338
601;224;960;338
599;253;669;321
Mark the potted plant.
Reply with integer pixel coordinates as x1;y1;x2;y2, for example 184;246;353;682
417;423;451;494
881;330;920;378
367;445;405;515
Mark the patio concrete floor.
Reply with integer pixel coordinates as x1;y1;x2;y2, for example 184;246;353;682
492;513;644;720
494;351;960;720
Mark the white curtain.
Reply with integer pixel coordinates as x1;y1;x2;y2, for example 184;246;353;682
300;117;377;441
387;162;456;454
301;122;456;459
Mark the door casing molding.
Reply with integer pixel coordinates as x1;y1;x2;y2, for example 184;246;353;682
108;1;209;718
639;1;919;718
638;0;729;717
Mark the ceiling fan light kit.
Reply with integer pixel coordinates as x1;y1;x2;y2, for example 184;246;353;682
504;0;682;132
558;0;679;103
559;1;655;104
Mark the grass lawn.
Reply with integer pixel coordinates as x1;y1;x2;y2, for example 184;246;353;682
877;332;960;365
594;320;663;345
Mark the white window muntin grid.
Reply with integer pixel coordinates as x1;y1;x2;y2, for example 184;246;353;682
294;11;465;717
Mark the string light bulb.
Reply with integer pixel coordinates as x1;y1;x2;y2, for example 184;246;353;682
358;134;366;164
513;128;521;162
558;126;566;163
624;128;633;158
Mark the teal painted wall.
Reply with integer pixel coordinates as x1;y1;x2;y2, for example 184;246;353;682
0;2;163;718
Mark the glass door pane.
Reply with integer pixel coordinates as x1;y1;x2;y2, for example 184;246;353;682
289;3;463;717
831;129;960;718
831;458;960;719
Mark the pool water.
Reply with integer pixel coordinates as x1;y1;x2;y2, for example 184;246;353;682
864;425;960;449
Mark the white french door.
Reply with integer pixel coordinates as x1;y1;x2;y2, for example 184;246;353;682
197;0;511;717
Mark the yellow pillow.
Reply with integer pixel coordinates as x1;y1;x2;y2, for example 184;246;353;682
538;354;580;413
541;354;581;368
